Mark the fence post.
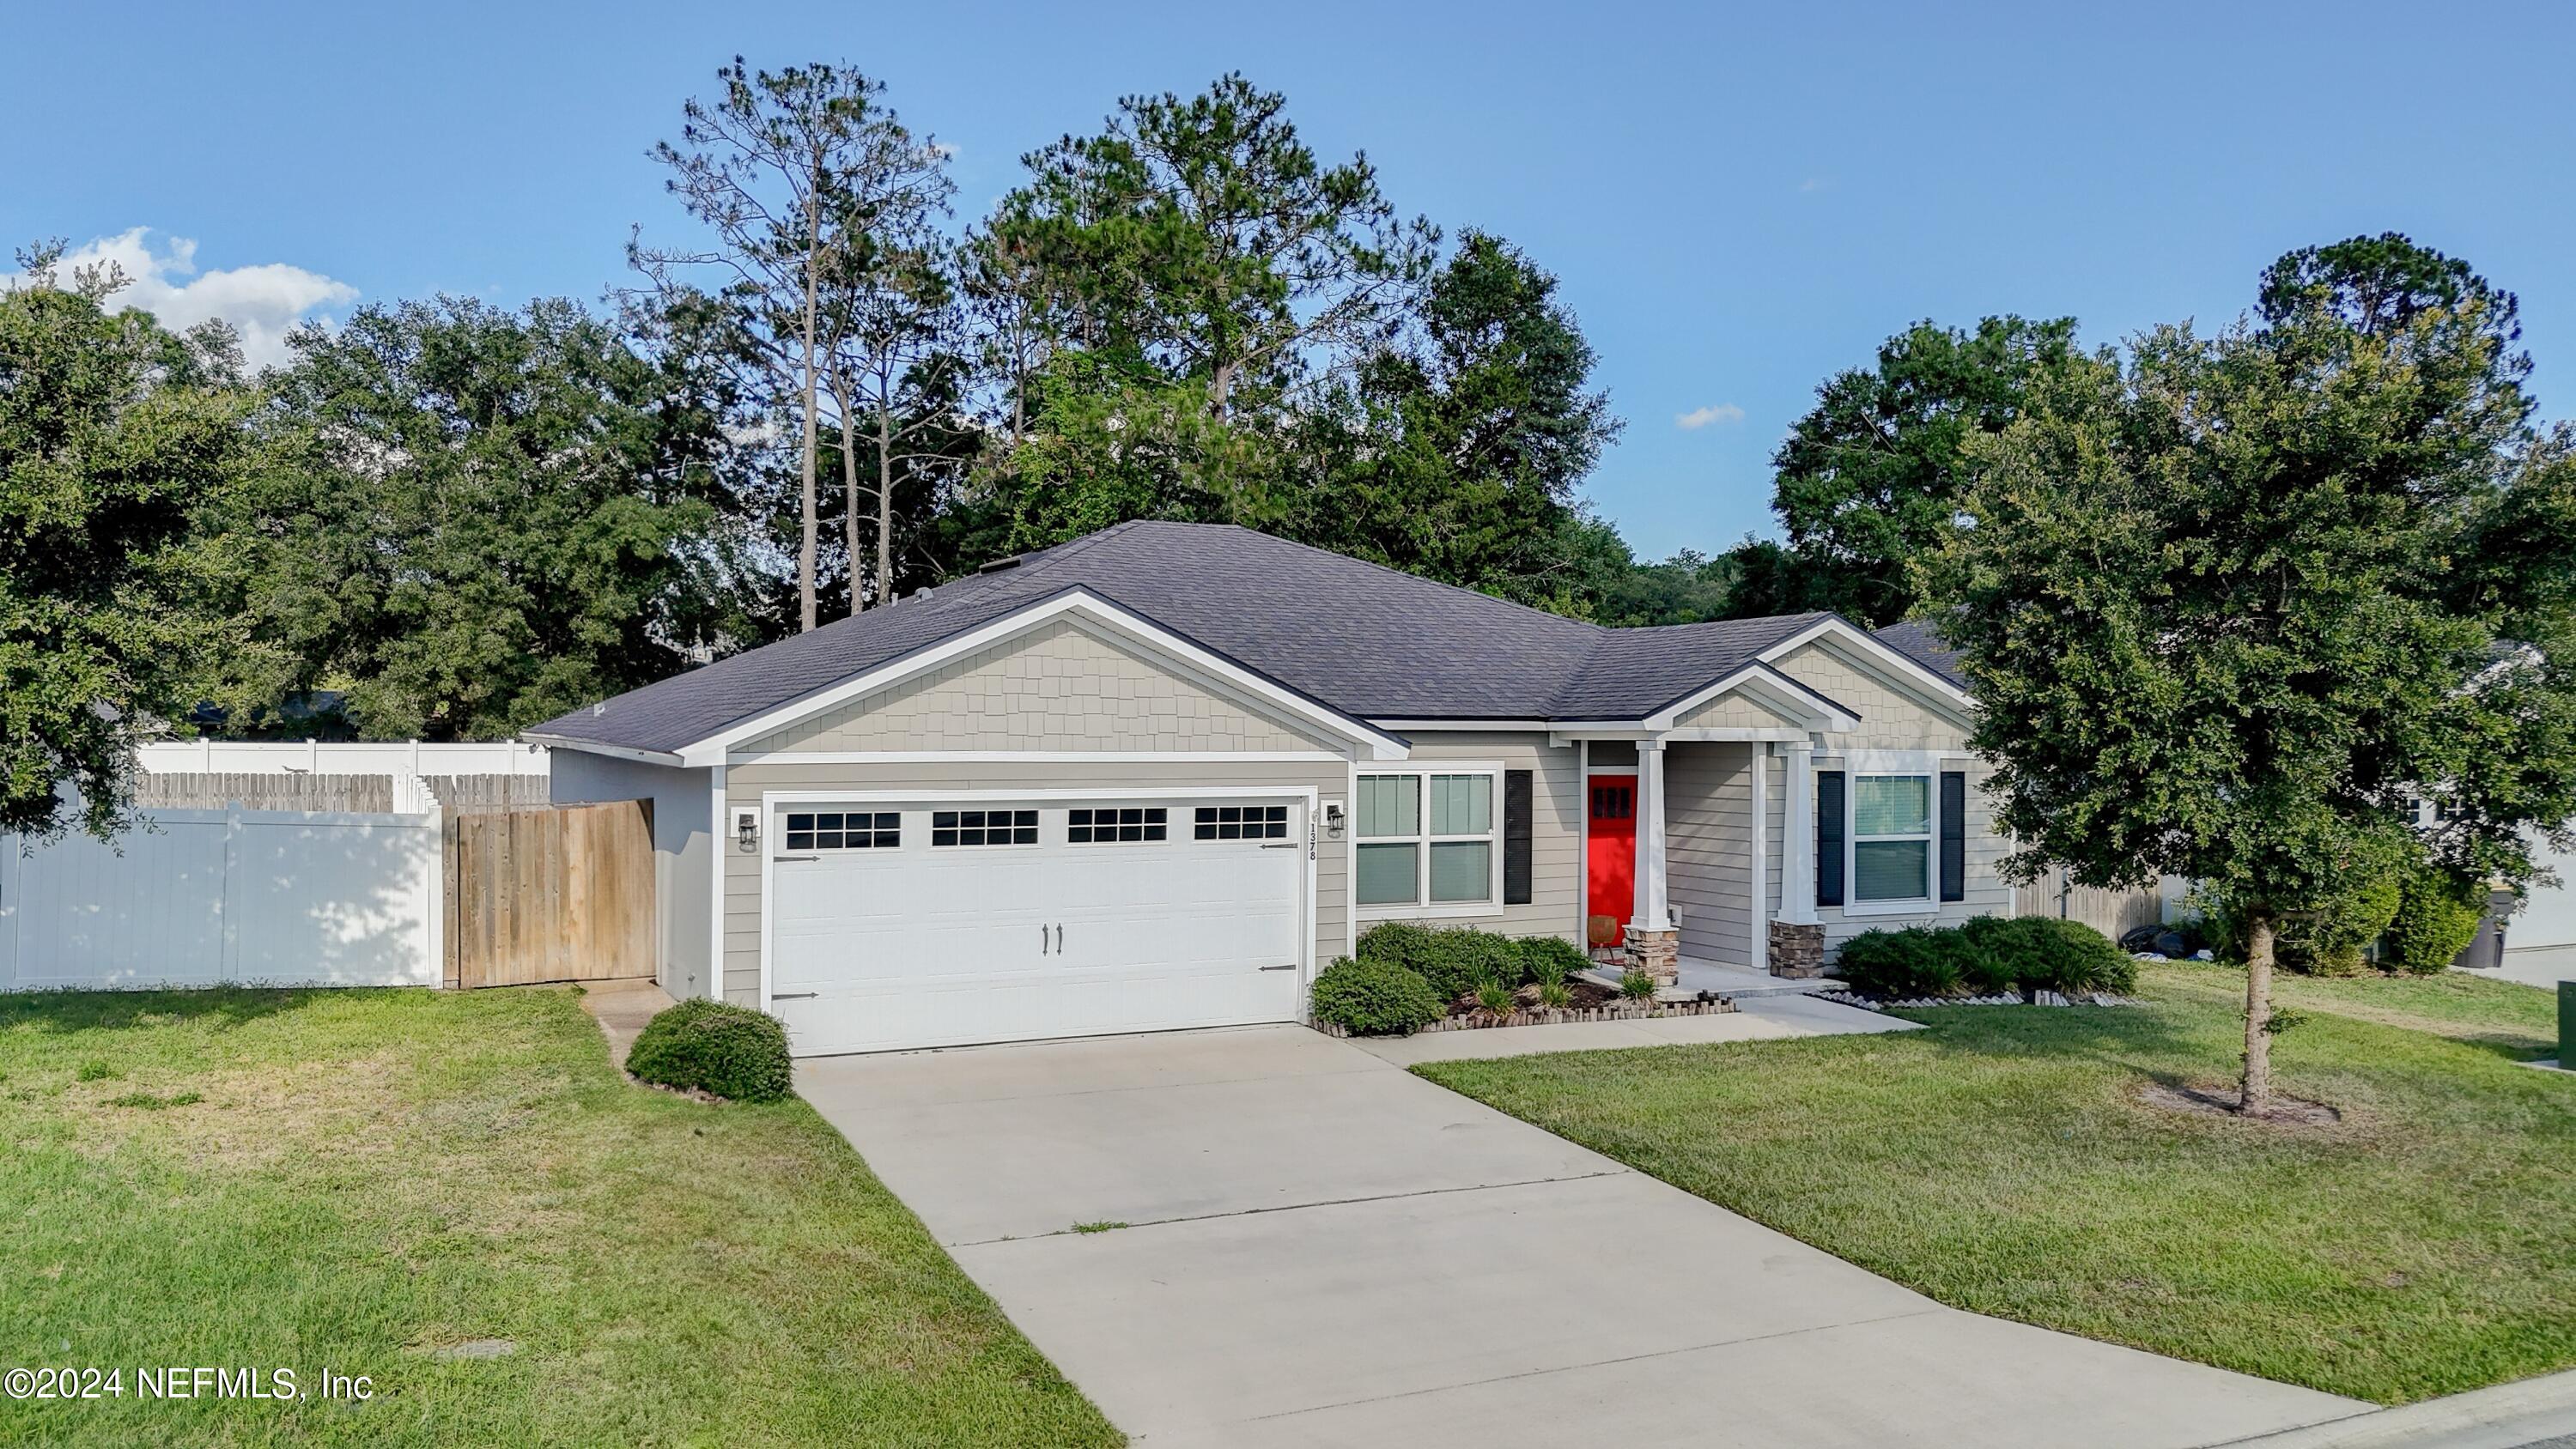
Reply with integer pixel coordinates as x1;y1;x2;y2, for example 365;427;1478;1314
220;803;244;983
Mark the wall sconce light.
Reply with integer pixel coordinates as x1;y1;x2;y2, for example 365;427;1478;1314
1323;801;1347;840
733;806;761;852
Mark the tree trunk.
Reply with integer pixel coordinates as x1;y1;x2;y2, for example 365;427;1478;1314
796;174;822;634
876;403;895;613
837;397;862;616
2240;910;2276;1114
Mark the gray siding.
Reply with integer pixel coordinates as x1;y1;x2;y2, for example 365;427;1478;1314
745;616;1342;755
546;751;716;999
720;758;1349;1007
1380;731;1584;943
1668;743;1752;964
1771;640;1971;751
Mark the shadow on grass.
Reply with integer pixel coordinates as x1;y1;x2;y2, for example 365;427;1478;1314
0;985;340;1038
1885;1000;2218;1087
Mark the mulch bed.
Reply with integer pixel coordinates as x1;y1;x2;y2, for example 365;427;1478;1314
2136;1080;2345;1127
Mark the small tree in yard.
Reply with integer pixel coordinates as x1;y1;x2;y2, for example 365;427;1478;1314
1918;233;2576;1114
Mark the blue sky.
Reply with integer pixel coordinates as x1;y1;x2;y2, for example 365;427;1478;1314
11;1;2573;558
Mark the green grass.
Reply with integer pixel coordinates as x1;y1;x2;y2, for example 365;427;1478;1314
0;987;1121;1447
1417;965;2576;1405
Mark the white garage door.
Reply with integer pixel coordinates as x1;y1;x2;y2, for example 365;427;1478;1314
767;797;1309;1055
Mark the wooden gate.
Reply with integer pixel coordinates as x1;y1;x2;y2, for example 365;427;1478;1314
445;800;653;989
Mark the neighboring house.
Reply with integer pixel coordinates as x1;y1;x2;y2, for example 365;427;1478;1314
530;521;1998;1056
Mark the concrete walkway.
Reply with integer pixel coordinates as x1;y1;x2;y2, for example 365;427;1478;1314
1351;992;1919;1065
798;1022;2363;1448
575;978;671;1070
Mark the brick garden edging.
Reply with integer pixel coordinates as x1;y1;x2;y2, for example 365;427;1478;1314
1814;989;2141;1011
1310;996;1738;1038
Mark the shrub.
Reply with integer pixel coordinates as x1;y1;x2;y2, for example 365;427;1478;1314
2287;876;2403;975
1354;920;1442;974
625;998;794;1102
1619;969;1658;999
2386;867;2486;974
1953;915;2038;993
1838;916;2132;1000
1358;921;1524;999
1833;927;1966;998
1473;978;1518;1014
1515;935;1589;988
1955;915;2133;996
1536;979;1572;1009
2008;918;2135;996
1309;956;1445;1036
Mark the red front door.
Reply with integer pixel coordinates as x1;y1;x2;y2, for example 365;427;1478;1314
1587;775;1637;949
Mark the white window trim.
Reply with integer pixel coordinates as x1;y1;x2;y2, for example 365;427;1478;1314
1845;773;1935;914
1352;763;1505;920
1824;750;1970;919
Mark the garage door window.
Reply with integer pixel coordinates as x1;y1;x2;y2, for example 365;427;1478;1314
786;811;899;850
932;809;1038;846
1070;807;1167;843
1194;804;1287;840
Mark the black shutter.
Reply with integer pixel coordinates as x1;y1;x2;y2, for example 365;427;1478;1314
1815;770;1845;907
1939;771;1966;902
1503;770;1534;906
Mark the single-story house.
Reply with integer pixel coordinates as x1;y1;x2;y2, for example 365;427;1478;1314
531;521;2002;1056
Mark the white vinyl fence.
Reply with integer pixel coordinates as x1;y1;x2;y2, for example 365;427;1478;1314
137;740;550;813
0;806;444;992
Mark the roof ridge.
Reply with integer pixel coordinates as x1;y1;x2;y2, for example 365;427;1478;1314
1161;522;1604;636
1540;609;1824;718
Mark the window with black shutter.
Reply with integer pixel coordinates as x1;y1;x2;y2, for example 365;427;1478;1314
1815;770;1846;907
1503;770;1533;906
1938;771;1966;902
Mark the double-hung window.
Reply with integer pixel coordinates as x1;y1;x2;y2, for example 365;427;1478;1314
1850;774;1932;903
1356;771;1498;909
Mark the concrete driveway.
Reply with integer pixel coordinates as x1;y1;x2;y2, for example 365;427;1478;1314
798;1016;2366;1448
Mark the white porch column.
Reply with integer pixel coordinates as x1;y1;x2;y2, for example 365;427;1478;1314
1748;746;1770;973
1632;737;1673;933
1779;740;1818;925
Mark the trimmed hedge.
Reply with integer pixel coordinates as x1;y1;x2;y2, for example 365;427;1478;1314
1309;955;1445;1036
625;998;794;1102
1836;916;2131;999
1356;920;1532;999
1834;927;1967;998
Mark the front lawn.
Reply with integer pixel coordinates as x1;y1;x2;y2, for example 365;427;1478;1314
1417;965;2575;1405
0;986;1121;1447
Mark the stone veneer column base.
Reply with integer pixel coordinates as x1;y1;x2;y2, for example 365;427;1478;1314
1769;920;1826;979
1625;926;1681;985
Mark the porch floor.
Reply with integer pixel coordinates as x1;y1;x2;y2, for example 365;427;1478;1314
1583;956;1845;1002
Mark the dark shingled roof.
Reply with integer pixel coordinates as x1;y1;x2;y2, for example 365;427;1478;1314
1869;618;1966;688
531;521;1897;755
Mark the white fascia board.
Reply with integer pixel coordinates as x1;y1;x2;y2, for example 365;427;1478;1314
1643;661;1862;733
679;589;1409;767
1754;620;1978;718
522;733;687;767
1660;726;1814;743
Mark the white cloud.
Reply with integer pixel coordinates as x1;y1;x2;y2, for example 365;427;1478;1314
10;228;355;369
1675;403;1746;431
